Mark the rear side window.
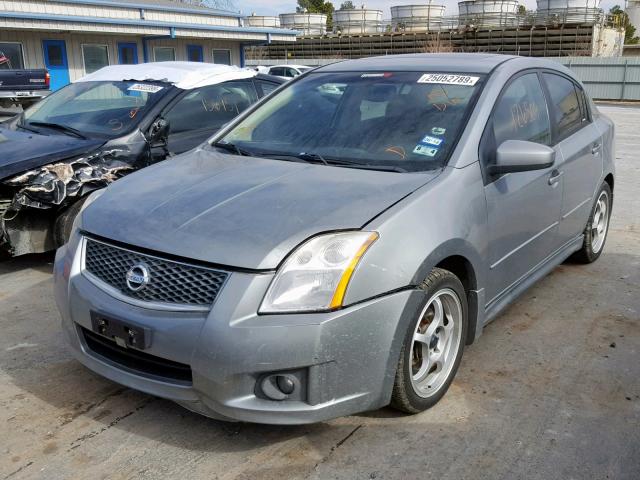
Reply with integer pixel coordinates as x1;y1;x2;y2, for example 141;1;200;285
256;80;279;97
165;81;258;134
543;73;585;139
269;67;285;77
492;73;551;147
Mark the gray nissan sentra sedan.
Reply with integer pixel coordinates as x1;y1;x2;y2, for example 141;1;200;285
54;54;615;424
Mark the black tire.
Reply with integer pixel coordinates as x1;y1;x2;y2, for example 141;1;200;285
570;182;612;264
391;268;468;414
53;196;88;247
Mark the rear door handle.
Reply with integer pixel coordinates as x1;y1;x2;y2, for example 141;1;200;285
592;143;601;154
548;170;563;186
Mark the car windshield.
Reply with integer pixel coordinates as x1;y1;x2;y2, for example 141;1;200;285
219;71;484;172
22;80;169;138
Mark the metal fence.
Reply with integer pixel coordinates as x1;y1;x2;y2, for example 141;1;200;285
248;56;640;101
558;56;640;101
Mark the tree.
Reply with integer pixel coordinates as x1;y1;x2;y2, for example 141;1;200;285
610;5;639;44
339;1;354;9
297;0;335;30
517;4;526;15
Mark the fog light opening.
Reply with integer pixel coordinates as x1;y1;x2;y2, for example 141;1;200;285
259;373;298;401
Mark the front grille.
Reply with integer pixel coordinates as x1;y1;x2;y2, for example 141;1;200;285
83;238;228;308
81;327;193;384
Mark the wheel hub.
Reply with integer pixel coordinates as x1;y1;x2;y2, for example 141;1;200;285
409;288;463;398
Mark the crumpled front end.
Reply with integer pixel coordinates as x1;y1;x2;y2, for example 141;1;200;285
0;150;135;256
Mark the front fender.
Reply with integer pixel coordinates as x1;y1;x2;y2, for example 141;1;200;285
343;163;488;339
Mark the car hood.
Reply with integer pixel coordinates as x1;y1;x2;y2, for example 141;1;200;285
0;125;105;179
83;148;440;270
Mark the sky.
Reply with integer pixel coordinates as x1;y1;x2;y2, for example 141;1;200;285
235;0;618;18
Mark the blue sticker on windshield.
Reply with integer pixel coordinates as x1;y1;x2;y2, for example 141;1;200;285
420;135;444;147
413;144;439;157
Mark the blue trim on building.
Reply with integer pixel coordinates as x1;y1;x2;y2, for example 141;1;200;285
117;42;139;64
46;0;242;19
0;11;298;37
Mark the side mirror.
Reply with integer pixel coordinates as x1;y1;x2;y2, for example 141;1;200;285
147;118;170;147
488;140;555;175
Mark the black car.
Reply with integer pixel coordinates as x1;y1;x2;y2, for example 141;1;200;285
0;62;284;256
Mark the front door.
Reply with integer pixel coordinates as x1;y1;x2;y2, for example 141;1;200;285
118;42;139;65
482;71;563;305
42;40;70;91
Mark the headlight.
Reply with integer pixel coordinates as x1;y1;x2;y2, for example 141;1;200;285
260;231;379;313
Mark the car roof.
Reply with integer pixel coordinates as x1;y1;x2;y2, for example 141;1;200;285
76;62;257;89
316;53;517;74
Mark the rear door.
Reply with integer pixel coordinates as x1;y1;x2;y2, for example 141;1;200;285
481;71;563;304
42;40;70;91
541;72;603;244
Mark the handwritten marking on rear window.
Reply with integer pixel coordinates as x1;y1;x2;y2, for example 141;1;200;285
418;74;479;86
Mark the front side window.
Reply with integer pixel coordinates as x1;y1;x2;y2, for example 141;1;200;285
154;47;175;62
543;73;583;139
212;49;231;65
492;73;551;148
82;44;109;74
269;67;285;77
219;71;484;172
22;80;168;138
0;42;24;69
165;81;258;135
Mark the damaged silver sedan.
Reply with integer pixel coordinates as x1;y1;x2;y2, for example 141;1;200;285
0;62;284;256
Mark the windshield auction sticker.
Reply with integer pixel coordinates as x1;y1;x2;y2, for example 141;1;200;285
417;74;479;86
127;83;164;93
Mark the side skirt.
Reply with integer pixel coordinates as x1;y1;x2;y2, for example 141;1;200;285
483;234;584;326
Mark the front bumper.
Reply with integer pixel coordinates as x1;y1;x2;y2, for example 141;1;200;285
54;234;419;424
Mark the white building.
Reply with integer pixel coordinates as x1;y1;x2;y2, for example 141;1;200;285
0;0;296;90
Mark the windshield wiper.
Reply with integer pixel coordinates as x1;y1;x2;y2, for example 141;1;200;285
299;152;408;173
27;121;87;139
16;122;41;134
212;141;254;157
298;152;329;166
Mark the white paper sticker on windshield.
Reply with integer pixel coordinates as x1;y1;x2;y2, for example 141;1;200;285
417;74;479;86
413;144;439;157
127;83;164;93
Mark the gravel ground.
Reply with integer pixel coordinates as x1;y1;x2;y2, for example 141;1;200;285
0;105;638;480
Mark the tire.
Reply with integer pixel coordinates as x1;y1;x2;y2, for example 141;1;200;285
570;182;612;264
391;268;468;414
53;196;88;247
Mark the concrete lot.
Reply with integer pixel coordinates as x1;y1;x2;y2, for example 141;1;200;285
1;105;638;480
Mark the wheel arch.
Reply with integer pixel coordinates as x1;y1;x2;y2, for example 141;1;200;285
410;239;484;345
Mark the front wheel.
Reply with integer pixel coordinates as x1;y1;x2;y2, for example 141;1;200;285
391;268;467;413
570;182;612;264
53;196;88;247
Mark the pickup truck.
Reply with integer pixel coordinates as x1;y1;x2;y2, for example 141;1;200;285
0;51;50;109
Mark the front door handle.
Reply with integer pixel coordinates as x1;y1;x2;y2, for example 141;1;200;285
548;169;563;186
592;143;602;154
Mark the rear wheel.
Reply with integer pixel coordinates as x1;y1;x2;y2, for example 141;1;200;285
570;182;612;264
391;268;467;413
